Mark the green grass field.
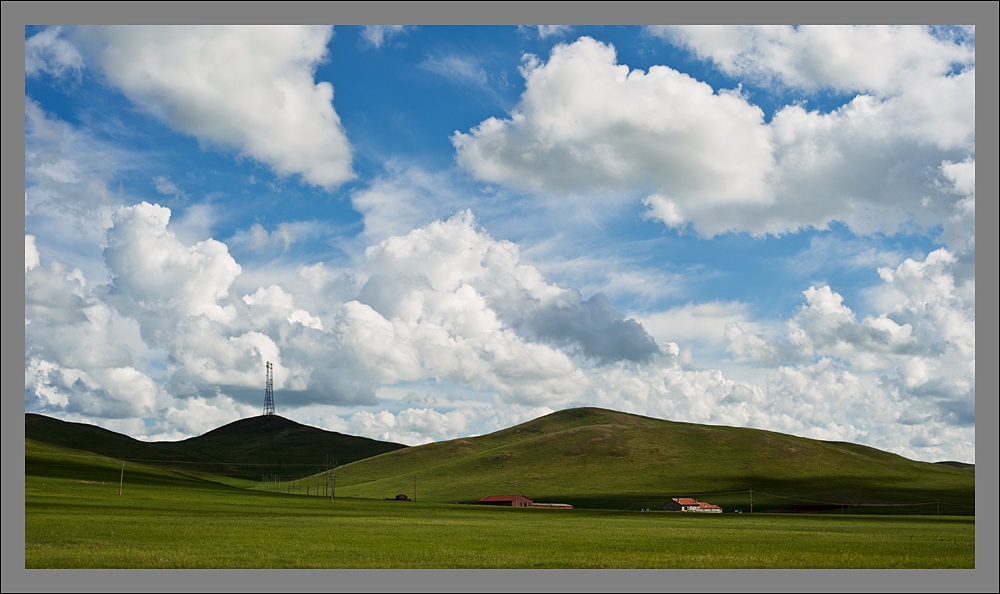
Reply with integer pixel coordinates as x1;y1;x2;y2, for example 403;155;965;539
25;440;975;569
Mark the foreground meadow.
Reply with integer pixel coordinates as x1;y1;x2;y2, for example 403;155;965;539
25;473;973;569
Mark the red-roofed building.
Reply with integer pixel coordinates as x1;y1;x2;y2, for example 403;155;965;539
663;497;722;513
476;494;534;507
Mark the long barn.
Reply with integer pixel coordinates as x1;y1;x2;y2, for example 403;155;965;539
476;495;534;507
663;497;722;513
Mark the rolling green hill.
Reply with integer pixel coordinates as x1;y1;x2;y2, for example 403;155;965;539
25;413;407;482
327;407;975;513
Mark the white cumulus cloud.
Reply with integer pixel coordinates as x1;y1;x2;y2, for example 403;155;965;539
77;25;354;188
104;202;242;344
649;25;974;95
727;248;974;431
453;37;776;212
25;257;160;420
454;33;975;243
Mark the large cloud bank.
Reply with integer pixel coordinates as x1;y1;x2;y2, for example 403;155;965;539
25;204;657;436
24;203;974;461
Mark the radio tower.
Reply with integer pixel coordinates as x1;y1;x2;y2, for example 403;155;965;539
263;361;275;416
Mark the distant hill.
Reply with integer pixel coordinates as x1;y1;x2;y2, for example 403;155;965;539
933;460;975;471
25;413;209;467
167;414;407;478
25;413;407;481
329;407;976;514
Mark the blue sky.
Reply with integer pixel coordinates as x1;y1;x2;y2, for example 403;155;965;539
24;25;976;462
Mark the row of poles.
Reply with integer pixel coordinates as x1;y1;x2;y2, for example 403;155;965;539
112;458;346;501
260;456;348;502
262;469;337;500
260;464;419;503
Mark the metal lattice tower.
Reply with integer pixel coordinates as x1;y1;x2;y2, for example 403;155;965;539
263;361;275;416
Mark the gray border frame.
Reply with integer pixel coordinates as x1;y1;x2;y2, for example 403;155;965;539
5;2;996;592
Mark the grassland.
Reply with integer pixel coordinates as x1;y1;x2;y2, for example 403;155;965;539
25;439;975;569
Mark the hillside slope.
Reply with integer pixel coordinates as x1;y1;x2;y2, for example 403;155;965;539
25;413;211;467
25;438;235;489
329;407;975;513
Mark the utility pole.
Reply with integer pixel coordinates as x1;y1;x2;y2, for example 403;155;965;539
414;475;417;502
749;488;753;514
119;461;124;496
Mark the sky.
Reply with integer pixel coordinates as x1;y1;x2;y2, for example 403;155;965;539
23;24;976;463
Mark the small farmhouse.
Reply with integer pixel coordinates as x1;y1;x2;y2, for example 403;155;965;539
663;497;700;512
476;494;534;507
663;497;722;513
